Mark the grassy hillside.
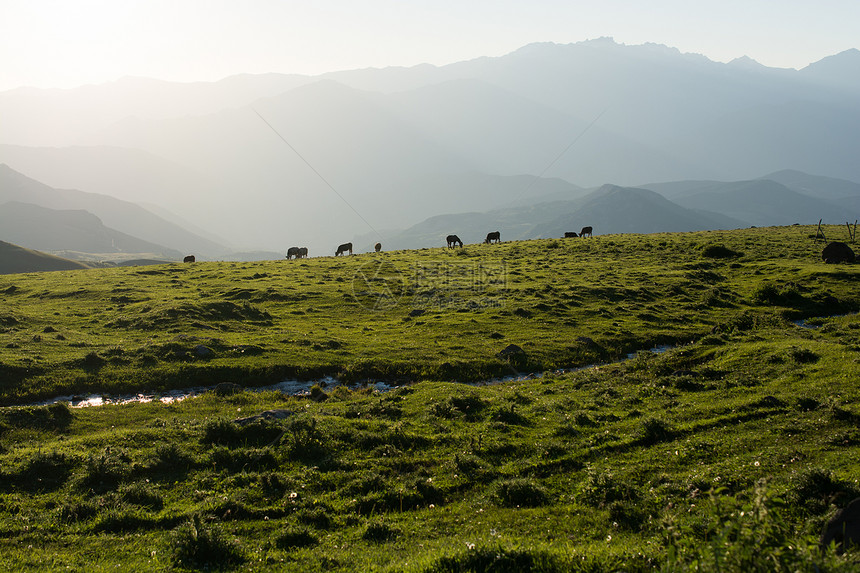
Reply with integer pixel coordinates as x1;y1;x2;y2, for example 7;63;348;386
0;225;856;405
0;240;91;275
0;226;859;570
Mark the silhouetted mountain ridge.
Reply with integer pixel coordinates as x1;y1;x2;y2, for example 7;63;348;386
1;39;859;252
0;201;181;259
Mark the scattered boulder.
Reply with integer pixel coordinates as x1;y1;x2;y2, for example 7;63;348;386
822;242;855;264
194;345;215;359
820;497;860;553
234;409;294;426
497;344;526;359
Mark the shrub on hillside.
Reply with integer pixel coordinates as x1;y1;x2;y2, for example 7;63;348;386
171;515;244;569
275;527;318;549
701;244;742;259
491;478;549;508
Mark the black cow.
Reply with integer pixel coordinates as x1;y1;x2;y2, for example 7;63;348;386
374;242;382;252
183;255;196;263
579;226;593;238
335;242;353;256
485;231;501;244
564;232;578;238
286;247;300;259
446;234;463;248
298;247;308;258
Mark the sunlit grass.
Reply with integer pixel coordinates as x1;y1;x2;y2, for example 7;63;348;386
0;225;858;570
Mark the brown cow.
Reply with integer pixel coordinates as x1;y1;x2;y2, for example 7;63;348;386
579;226;593;238
484;231;501;244
183;255;196;263
335;242;353;256
446;234;463;248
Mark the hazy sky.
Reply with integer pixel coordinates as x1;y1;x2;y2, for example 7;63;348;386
2;0;858;91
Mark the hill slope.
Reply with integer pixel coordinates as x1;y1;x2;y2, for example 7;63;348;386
0;240;91;274
0;163;229;257
761;169;860;201
533;184;743;237
0;201;181;259
385;184;744;248
666;179;854;226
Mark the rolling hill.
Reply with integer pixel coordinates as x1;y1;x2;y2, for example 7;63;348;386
0;201;181;260
384;184;744;249
760;169;860;202
0;240;91;274
642;179;855;227
0;163;230;257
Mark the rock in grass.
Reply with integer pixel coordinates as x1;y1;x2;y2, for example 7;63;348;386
497;344;525;358
822;242;855;264
194;345;214;358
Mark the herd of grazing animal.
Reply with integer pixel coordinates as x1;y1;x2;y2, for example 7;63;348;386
562;226;594;239
285;246;309;260
270;225;595;261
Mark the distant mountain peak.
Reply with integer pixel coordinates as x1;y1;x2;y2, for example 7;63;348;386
728;55;766;69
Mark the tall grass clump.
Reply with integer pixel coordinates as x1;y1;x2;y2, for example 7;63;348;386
491;477;549;508
171;515;244;569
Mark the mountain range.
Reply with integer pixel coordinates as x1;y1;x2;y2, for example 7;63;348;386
1;38;859;255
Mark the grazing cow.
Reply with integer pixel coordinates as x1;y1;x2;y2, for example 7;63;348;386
564;232;578;238
298;247;308;258
183;255;195;263
579;226;593;238
286;246;301;260
821;498;860;553
485;231;501;244
335;242;353;256
446;234;463;248
374;242;382;252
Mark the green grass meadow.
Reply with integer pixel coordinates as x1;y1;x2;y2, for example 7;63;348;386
1;226;859;571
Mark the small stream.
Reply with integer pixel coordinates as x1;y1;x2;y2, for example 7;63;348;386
22;344;677;410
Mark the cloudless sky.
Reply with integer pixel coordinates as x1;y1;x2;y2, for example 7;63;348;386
1;0;858;91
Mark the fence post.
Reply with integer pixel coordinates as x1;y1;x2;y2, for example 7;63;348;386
816;219;826;242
